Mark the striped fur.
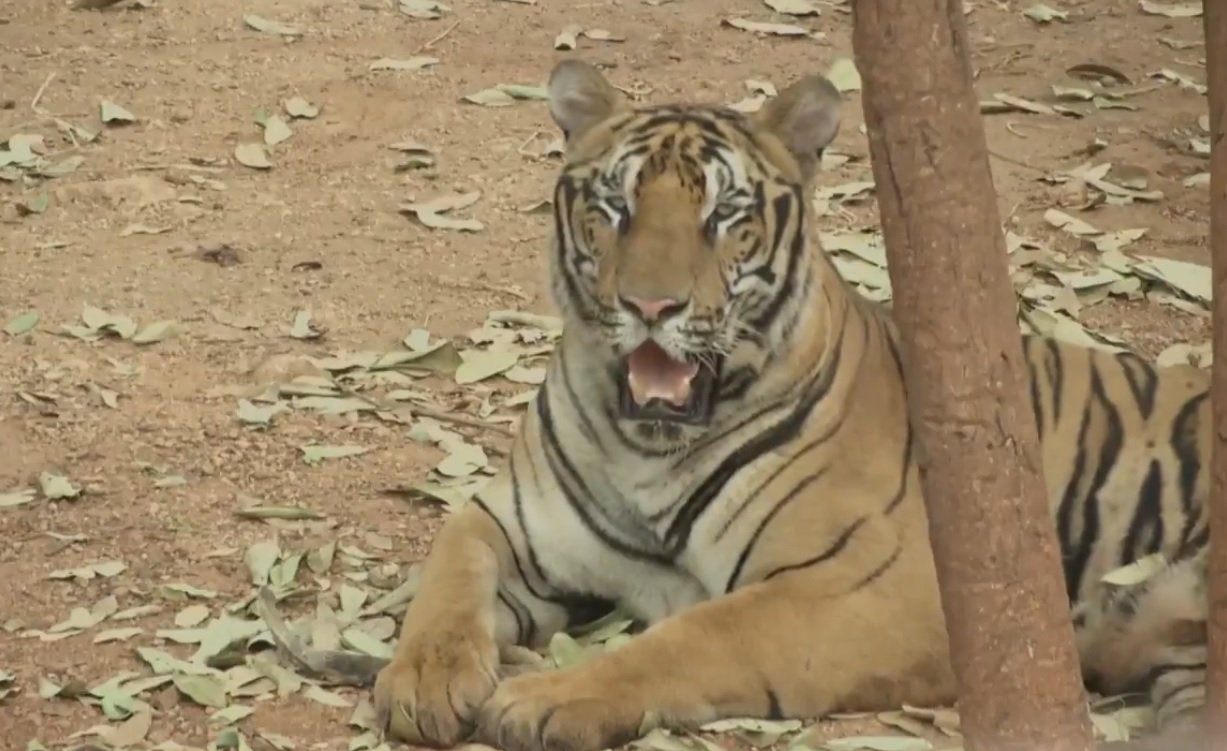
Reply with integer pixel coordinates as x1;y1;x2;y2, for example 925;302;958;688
372;61;1211;751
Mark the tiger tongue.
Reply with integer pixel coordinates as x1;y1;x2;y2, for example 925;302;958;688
626;340;700;407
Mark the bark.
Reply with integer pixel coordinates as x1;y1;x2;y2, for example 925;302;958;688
850;2;1093;750
1205;0;1227;747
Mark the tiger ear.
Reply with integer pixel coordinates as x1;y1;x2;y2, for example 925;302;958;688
548;60;628;143
752;74;842;182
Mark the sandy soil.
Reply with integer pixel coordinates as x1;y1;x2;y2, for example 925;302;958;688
0;0;1212;749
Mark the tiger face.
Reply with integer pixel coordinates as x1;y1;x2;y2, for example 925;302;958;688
545;61;843;429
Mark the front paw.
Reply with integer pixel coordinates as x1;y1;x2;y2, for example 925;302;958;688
478;669;648;751
373;628;500;747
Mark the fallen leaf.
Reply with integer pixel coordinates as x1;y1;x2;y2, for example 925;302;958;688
721;17;810;36
211;704;256;726
455;349;521;384
1102;553;1168;586
132;320;178;345
262;114;293;146
1044;208;1100;236
301;444;369;464
303;684;352;707
4;311;39;336
401;191;483;232
369;57;440;71
1138;0;1202;17
554;24;583;50
235;143;272;170
284;96;320;119
39;472;80;500
824;738;933;751
175;605;211;628
103;708;152;747
1023;3;1068;21
100;100;136;124
236;399;289;427
826;58;861;92
173;673;229;708
244;14;301;35
0;489;36;508
764;0;820;15
399;0;450;19
245;540;281;586
288;309;322;339
93;626;144;644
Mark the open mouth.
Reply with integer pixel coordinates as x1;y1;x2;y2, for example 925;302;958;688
617;340;721;425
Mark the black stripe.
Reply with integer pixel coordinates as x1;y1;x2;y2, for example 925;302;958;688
1121;460;1164;565
1115;351;1159;418
764;689;784;720
663;321;846;554
1154;682;1204;712
537;382;672;564
747;188;804;333
497;590;529;644
1023;336;1045;438
725;472;828;591
1045;338;1064;423
1056;363;1120;601
760;516;867;584
881;330;915;516
851;544;903;592
714;412;846;542
1172;391;1206;518
471;492;562;606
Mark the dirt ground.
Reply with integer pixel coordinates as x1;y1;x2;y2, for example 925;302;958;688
0;0;1213;749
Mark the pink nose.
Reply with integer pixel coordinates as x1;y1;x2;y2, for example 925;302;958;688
619;295;688;322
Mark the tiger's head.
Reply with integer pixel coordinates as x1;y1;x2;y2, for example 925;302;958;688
545;60;842;429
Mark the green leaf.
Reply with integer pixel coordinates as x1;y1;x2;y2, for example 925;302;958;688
244;540;281;586
454;349;520;384
173;673;229;708
0;489;36;508
369;56;440;71
826;58;861;92
300;444;369;464
100;99;136;124
39;472;80;500
4;311;40;336
132;320;179;344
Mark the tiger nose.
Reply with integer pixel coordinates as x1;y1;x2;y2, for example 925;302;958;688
619;294;689;322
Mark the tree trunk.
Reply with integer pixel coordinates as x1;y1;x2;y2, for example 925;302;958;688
850;2;1094;750
1205;0;1227;747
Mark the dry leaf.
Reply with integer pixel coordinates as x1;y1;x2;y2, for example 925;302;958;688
764;0;820;15
1138;0;1202;17
369;57;440;72
721;17;810;36
235;143;272;170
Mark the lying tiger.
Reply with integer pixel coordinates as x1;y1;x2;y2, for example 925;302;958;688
371;60;1211;751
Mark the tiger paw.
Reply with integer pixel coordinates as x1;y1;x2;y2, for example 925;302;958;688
373;628;500;747
477;669;648;751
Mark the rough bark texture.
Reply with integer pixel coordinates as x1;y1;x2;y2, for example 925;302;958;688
1206;0;1227;747
850;2;1094;750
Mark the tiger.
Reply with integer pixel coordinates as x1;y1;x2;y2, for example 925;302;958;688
369;59;1212;751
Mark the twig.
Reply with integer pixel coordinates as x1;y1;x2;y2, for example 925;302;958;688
987;149;1047;173
30;73;56;114
411;405;515;437
414;19;460;53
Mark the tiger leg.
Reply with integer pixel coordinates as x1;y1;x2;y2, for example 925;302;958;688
1076;553;1207;732
373;504;570;746
477;544;954;751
